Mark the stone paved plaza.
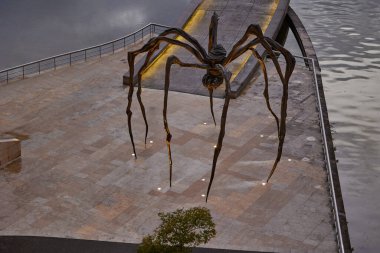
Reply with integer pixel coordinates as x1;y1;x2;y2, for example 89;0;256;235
0;0;338;252
0;44;336;252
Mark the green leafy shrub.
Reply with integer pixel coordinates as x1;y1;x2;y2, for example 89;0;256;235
138;207;216;253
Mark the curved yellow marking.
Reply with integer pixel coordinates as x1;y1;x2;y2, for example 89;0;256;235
142;9;206;79
143;0;280;82
230;0;280;81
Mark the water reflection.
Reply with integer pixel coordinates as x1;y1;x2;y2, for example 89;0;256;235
290;0;380;251
0;0;191;69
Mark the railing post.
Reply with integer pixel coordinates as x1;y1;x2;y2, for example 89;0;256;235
112;43;114;54
22;66;24;79
142;29;144;40
69;54;71;66
38;62;40;74
124;37;126;48
85;50;87;61
54;58;56;70
134;34;136;43
99;47;102;58
6;71;8;83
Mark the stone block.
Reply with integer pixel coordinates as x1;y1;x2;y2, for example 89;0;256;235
0;138;21;168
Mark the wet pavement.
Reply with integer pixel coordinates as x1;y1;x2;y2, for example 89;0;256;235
0;45;336;252
0;0;338;252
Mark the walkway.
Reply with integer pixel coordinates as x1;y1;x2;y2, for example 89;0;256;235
0;0;338;252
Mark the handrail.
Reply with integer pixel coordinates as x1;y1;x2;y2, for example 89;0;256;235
0;23;170;83
270;52;346;252
293;54;346;253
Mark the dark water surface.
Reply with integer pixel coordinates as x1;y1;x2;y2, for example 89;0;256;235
0;0;191;69
1;0;380;252
290;0;380;252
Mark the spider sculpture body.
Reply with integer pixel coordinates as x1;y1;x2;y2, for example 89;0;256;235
126;12;296;201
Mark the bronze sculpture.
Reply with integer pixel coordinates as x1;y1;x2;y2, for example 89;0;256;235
126;13;295;201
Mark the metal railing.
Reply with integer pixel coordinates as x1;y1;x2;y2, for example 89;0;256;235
0;23;170;84
294;54;346;253
269;52;346;252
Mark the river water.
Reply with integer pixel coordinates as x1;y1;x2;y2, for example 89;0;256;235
1;0;379;252
0;0;191;69
289;1;380;252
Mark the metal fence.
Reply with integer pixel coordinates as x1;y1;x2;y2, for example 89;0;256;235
0;23;170;84
295;54;346;253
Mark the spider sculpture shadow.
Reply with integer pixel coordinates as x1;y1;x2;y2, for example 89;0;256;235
126;12;296;201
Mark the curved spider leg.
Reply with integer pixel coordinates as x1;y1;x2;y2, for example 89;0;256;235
222;24;295;182
159;28;208;60
261;38;296;182
127;36;208;157
206;65;232;202
127;51;137;158
249;48;280;133
223;37;288;182
223;24;264;65
208;12;219;53
223;38;260;65
208;87;217;126
264;38;296;86
227;23;294;182
164;55;208;187
136;48;158;147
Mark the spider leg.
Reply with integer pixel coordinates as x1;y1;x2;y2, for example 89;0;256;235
261;38;295;182
223;23;264;65
223;23;296;182
127;52;137;158
164;55;208;187
206;65;232;202
127;36;208;158
208;88;217;126
159;28;208;60
249;48;280;133
137;48;158;147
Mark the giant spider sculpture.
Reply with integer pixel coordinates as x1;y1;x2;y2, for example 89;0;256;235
126;12;295;201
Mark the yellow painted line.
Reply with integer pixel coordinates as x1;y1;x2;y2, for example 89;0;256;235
143;0;280;82
142;8;206;79
230;0;280;81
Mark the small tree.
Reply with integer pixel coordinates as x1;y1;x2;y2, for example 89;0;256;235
138;207;216;253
